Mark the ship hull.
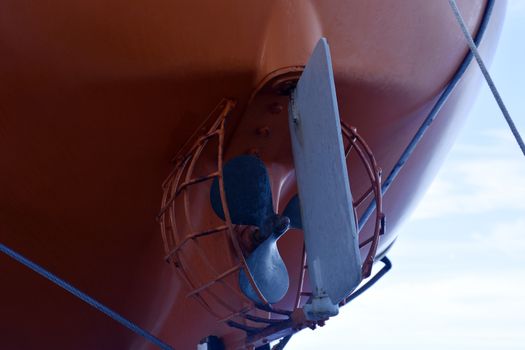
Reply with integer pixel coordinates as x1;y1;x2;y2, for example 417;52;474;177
0;1;505;349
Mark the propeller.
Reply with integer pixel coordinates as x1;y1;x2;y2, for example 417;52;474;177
210;155;301;304
210;39;363;319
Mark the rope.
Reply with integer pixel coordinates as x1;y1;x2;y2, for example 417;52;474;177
0;243;174;350
449;0;525;156
358;0;495;229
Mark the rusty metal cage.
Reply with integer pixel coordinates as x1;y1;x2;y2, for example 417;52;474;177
158;98;384;342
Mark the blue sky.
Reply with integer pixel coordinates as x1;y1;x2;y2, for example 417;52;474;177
288;2;525;349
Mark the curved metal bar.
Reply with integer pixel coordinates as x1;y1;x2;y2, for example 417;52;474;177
215;106;271;307
340;122;383;278
293;243;307;309
341;256;392;306
358;0;496;229
160;99;255;319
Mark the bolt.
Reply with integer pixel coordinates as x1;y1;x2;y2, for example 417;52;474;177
256;126;271;137
273;215;291;235
248;148;260;158
268;102;283;114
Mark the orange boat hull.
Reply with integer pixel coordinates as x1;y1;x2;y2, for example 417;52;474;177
0;1;505;349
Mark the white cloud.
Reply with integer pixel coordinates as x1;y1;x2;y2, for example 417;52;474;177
287;272;525;350
390;217;525;267
473;218;525;260
507;0;525;17
412;130;525;220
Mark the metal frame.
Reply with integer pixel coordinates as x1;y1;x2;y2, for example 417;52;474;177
158;99;384;344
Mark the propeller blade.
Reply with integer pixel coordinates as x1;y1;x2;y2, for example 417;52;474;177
288;38;362;320
211;155;290;304
282;195;302;229
210;155;274;227
238;235;289;304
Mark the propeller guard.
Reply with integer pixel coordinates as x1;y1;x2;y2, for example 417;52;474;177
158;98;384;345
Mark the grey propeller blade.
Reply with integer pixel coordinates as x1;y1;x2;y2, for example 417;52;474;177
238;195;301;304
238;224;289;304
210;155;291;304
288;38;362;320
210;155;274;227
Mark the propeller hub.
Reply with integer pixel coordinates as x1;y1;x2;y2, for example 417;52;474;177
260;214;290;239
273;215;291;236
210;155;301;304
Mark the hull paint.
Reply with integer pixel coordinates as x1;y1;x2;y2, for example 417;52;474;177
0;1;505;349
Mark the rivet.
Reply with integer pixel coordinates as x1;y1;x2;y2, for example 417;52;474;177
256;126;271;137
248;148;260;157
268;102;283;114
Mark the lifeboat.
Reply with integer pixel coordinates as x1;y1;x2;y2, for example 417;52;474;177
0;1;505;349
